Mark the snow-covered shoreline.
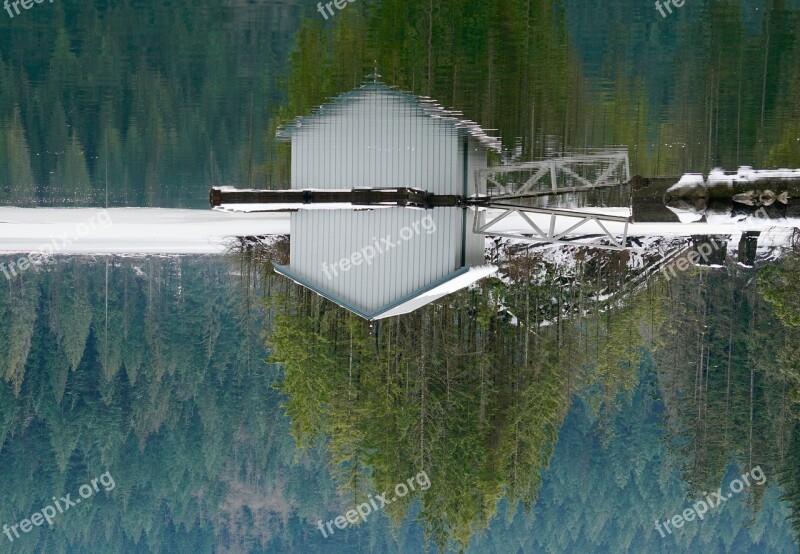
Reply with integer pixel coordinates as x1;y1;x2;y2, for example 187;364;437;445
0;208;290;255
0;205;796;256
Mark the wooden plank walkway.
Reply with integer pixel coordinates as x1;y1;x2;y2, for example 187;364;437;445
210;187;464;209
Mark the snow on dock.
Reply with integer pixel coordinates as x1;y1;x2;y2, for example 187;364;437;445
667;167;800;195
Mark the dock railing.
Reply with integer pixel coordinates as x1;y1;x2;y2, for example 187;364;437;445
475;149;631;200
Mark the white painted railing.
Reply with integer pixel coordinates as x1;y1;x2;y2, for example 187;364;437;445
476;150;630;198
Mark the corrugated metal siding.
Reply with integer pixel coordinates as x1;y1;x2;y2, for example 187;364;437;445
289;90;487;195
464;210;486;266
455;137;489;196
289;207;466;313
468;138;488;195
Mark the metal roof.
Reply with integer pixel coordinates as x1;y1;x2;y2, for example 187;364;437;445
275;82;501;152
273;263;497;321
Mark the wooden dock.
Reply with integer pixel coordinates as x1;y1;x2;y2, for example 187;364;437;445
210;187;464;210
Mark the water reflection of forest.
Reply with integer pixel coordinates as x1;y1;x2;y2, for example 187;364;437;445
0;239;798;551
256;233;800;551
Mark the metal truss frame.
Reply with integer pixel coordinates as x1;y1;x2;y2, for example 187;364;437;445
476;151;631;199
474;204;630;250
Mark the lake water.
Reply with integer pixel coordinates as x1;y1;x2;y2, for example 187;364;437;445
0;1;799;553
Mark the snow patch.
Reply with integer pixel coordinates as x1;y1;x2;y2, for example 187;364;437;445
709;166;800;184
667;174;705;192
666;205;705;223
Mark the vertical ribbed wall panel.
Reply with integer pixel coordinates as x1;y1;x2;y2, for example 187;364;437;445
288;89;479;194
290;207;466;314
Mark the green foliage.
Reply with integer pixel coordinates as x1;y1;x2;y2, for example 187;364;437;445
270;308;337;450
267;246;667;552
758;255;800;328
